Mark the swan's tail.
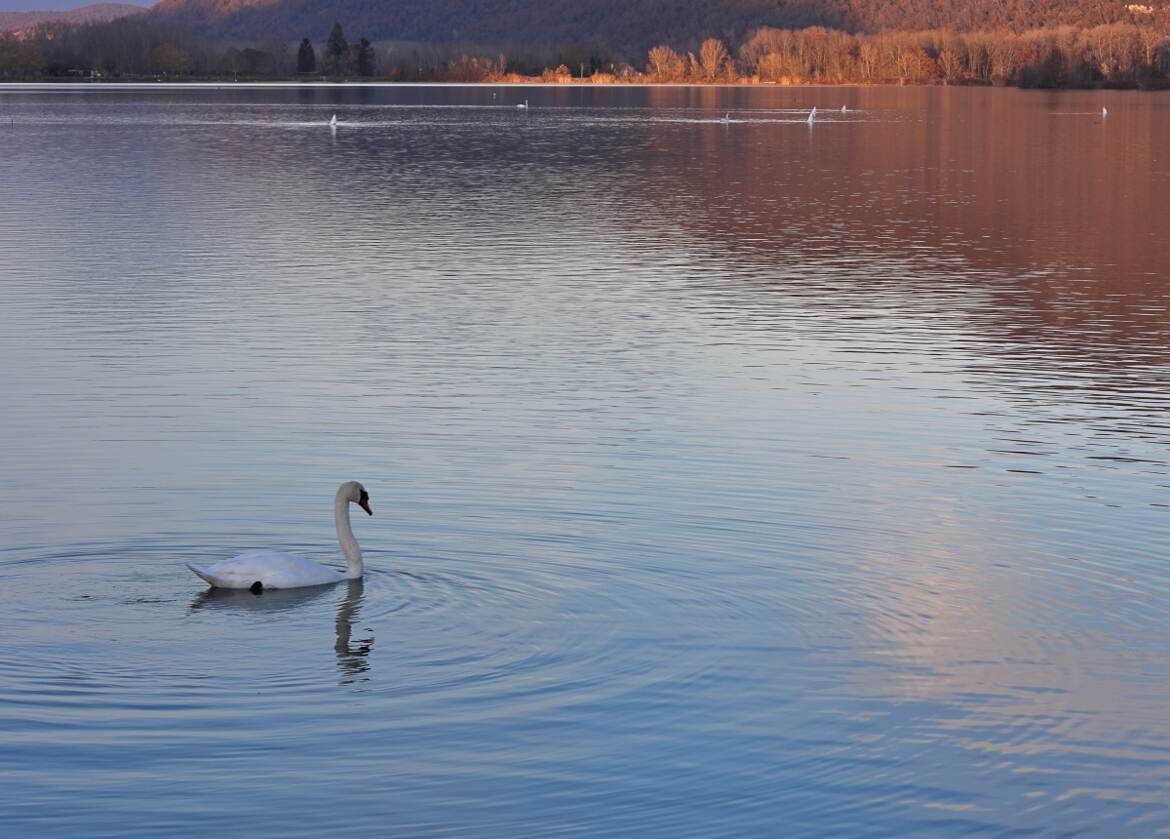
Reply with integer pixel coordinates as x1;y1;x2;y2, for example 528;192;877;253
187;563;217;587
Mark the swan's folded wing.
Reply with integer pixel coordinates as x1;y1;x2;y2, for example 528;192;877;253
188;551;343;589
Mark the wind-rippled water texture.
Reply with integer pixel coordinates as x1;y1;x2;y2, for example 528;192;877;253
1;84;1169;836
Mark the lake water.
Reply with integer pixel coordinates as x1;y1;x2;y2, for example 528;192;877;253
2;84;1169;836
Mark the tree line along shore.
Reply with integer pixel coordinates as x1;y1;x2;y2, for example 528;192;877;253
2;18;1169;89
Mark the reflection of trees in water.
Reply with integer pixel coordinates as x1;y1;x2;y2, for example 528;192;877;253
646;87;1164;277
620;87;1170;463
335;580;374;685
631;85;1170;373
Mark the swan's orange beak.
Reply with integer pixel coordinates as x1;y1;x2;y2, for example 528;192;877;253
359;498;373;516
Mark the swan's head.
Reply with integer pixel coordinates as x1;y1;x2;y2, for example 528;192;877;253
340;481;373;516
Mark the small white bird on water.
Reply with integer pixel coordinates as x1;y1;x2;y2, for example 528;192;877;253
1101;106;1108;118
841;104;848;113
188;481;373;591
719;112;730;124
516;100;529;109
330;113;338;128
807;107;817;125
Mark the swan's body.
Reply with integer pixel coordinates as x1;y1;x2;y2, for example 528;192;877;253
188;481;372;590
190;550;346;589
807;107;816;125
719;112;730;124
516;100;529;109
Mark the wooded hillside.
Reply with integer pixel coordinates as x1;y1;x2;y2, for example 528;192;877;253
0;3;144;34
147;0;1170;54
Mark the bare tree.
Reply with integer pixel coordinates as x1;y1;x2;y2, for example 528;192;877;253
696;38;730;80
988;36;1022;83
646;44;685;80
938;35;968;83
858;40;881;80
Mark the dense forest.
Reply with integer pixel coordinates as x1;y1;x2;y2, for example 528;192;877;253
144;0;1170;54
0;0;1168;87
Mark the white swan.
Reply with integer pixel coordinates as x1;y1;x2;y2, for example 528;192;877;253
330;113;338;128
841;104;847;113
188;481;372;590
719;112;730;124
1101;106;1108;117
516;100;529;109
807;107;817;125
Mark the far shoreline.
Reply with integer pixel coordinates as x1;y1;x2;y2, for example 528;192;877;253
3;79;1169;92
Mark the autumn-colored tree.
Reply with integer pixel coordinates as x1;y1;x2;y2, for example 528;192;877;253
646;44;685;80
696;38;730;80
3;10;1169;89
964;34;992;81
741;27;861;83
445;55;496;81
857;40;881;80
755;52;788;81
742;28;797;79
539;63;572;82
795;27;855;81
989;37;1022;84
1137;27;1168;75
150;44;189;75
1084;23;1143;83
938;36;968;83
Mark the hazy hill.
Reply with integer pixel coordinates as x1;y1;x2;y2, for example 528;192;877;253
148;0;1167;52
0;2;145;32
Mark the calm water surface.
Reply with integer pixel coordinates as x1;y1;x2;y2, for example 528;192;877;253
1;84;1169;836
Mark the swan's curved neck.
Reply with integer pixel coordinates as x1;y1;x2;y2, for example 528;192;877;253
334;492;363;579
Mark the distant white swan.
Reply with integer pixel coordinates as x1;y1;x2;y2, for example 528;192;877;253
841;104;848;113
1101;106;1108;117
719;112;730;124
188;481;373;590
330;113;338;128
516;100;529;109
807;107;817;125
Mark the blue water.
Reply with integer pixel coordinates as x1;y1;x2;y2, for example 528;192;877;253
1;84;1169;836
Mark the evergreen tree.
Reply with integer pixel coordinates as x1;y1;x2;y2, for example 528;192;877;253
357;38;375;76
325;22;348;75
296;38;315;74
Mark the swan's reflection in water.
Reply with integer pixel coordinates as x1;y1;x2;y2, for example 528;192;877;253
189;580;374;684
334;580;373;684
189;584;333;613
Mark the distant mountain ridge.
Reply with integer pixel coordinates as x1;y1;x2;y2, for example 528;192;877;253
0;3;145;33
147;0;1168;52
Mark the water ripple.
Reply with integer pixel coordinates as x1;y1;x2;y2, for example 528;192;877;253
1;84;1169;837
